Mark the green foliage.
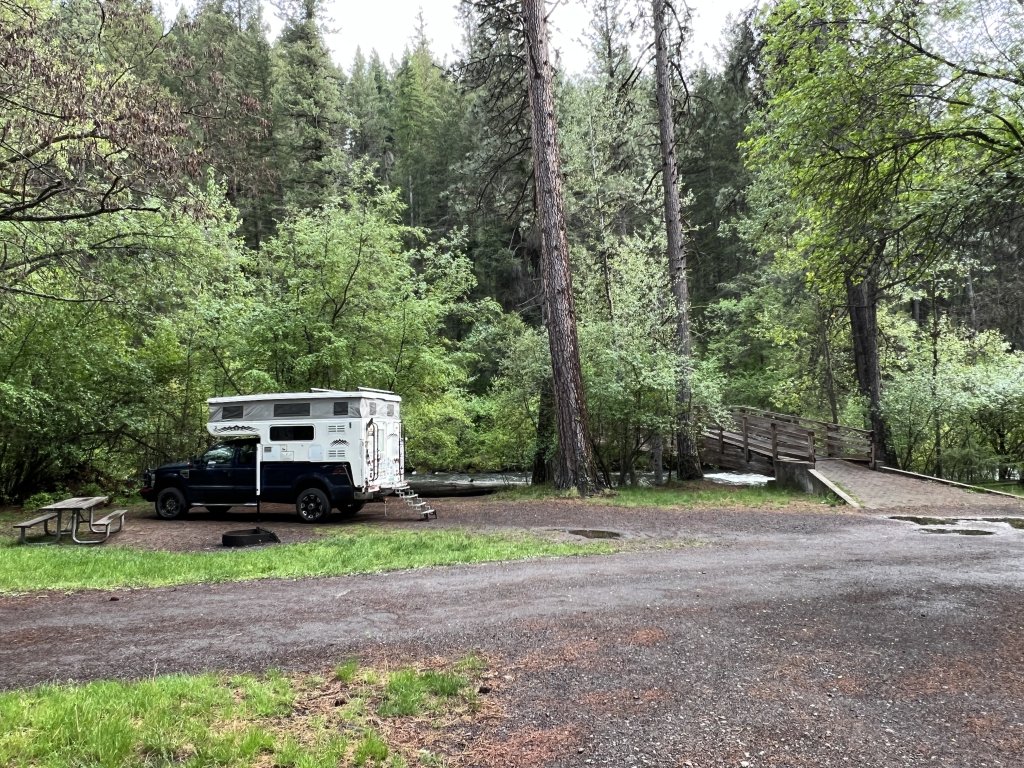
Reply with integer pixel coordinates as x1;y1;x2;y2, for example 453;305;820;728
7;0;1024;496
882;315;1024;481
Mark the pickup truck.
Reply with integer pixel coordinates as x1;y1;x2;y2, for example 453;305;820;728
139;439;364;522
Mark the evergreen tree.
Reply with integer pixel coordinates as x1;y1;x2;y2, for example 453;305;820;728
270;0;348;213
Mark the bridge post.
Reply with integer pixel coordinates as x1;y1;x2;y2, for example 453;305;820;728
742;416;750;462
807;430;816;462
770;422;778;460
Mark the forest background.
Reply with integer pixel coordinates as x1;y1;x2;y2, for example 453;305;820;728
2;0;1023;502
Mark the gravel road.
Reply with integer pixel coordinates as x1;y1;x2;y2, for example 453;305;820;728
2;498;1023;767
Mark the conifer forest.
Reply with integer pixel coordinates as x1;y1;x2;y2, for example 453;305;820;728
3;0;1024;501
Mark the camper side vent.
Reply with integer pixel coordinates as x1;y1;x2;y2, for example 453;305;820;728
328;424;347;434
327;449;347;459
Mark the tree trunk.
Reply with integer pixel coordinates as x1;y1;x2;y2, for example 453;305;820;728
819;305;840;424
522;0;603;494
653;0;702;481
846;269;894;466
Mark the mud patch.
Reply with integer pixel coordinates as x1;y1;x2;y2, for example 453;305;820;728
566;529;622;539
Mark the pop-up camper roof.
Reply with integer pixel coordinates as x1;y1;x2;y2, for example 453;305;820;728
207;388;400;424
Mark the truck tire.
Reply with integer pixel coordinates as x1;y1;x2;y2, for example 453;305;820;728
156;488;188;520
296;487;330;523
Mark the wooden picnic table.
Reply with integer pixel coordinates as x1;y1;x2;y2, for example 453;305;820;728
36;496;110;544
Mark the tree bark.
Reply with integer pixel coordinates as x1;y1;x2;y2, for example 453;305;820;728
522;0;603;494
653;0;702;480
846;269;894;466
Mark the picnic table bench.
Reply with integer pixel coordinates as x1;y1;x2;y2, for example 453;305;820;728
13;513;60;544
12;496;125;545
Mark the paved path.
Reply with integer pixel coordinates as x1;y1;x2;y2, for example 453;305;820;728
814;459;1023;509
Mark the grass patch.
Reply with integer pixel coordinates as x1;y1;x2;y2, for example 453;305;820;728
495;482;816;508
975;481;1024;498
0;656;490;768
0;528;612;595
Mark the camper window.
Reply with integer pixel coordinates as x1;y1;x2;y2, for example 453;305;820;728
274;402;311;417
222;405;243;420
270;425;314;441
333;401;349;416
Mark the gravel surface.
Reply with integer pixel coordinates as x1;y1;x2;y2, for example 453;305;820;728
3;496;1024;767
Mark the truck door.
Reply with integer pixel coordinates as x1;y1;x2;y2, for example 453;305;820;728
189;444;236;503
227;442;259;503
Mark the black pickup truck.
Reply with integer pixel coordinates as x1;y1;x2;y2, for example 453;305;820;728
139;439;364;522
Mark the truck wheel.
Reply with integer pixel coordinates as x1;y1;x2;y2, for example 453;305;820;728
296;488;330;523
156;488;188;520
339;501;365;519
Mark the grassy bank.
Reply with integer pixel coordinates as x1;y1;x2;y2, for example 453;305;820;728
495;482;821;508
0;657;488;767
0;528;611;594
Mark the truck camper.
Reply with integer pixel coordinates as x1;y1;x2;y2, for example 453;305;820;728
140;388;408;522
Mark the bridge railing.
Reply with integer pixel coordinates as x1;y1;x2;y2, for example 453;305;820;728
706;407;874;465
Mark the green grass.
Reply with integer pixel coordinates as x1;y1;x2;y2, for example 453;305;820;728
378;668;468;717
0;528;612;595
975;481;1024;497
495;482;817;508
0;658;486;768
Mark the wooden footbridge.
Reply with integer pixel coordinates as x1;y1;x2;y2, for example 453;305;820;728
702;407;875;474
703;408;1024;510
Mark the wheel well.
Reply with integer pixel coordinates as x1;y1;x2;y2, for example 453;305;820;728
294;478;330;499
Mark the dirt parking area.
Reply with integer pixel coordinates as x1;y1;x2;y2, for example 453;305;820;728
3;495;1024;767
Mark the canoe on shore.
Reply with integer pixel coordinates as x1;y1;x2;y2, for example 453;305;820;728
406;481;506;498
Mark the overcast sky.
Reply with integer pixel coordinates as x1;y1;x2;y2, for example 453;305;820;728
256;0;758;73
316;1;755;70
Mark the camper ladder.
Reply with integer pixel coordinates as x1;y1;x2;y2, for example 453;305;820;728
393;488;437;521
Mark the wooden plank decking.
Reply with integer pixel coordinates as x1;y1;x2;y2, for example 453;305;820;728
702;407;873;473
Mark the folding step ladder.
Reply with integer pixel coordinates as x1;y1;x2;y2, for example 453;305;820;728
390;488;437;520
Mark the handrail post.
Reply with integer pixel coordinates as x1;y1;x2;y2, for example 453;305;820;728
771;422;778;460
718;424;724;456
807;429;815;462
742;416;750;462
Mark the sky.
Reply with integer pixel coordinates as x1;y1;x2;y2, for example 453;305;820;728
280;0;758;73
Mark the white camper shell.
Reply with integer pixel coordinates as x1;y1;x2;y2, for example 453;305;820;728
207;388;406;498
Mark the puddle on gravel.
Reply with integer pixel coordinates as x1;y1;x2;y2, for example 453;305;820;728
567;529;622;539
889;515;1023;536
982;517;1024;530
890;515;950;526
